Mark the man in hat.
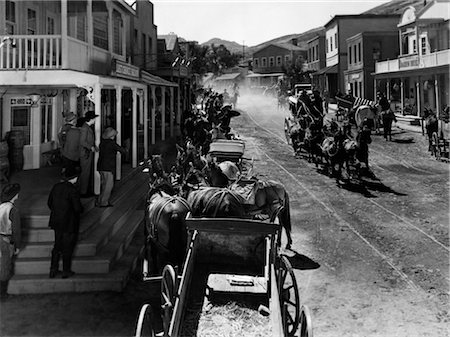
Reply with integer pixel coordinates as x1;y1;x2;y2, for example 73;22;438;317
0;183;21;299
48;172;83;279
59;113;80;177
79;110;98;197
96;127;126;207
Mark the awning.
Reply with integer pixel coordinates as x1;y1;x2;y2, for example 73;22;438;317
313;64;338;75
141;71;178;87
246;72;284;78
215;73;241;81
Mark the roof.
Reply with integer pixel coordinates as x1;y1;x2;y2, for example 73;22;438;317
254;43;305;54
215;73;241;81
246;72;285;78
313;64;338;75
158;34;178;51
324;14;401;28
141;71;178;87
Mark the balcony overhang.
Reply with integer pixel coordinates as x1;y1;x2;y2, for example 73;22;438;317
313;64;337;75
373;64;449;79
0;69;146;90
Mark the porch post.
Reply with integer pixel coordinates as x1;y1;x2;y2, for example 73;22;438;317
386;80;390;100
143;87;149;158
132;88;138;168
161;86;166;141
170;87;174;137
93;83;102;195
61;0;68;68
434;75;439;116
115;85;122;180
400;79;404;115
177;85;181;125
151;85;156;145
416;80;421;117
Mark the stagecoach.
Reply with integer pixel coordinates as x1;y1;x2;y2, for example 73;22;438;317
135;214;312;337
429;107;450;162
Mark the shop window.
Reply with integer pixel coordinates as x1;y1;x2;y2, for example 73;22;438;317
41;105;53;143
47;17;55;34
12;107;31;145
284;55;289;64
335;33;338;49
358;42;361;62
5;0;16;34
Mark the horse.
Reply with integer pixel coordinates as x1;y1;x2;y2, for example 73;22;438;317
206;160;293;249
320;131;346;182
181;165;246;218
342;138;361;181
303;121;324;165
143;175;191;276
424;109;439;152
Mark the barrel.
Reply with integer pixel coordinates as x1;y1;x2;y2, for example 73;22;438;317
7;131;25;171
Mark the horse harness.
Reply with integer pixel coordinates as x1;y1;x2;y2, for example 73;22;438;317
202;189;242;217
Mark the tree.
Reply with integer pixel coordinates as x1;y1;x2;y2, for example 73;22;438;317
189;43;240;76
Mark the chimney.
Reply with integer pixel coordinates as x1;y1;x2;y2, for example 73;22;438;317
291;38;298;46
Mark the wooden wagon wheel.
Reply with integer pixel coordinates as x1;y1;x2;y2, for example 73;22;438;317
135;304;158;337
284;118;292;145
278;255;300;336
431;132;440;160
299;305;313;337
161;265;177;336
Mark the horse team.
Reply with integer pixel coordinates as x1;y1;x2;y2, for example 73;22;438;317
143;89;293;277
285;91;373;184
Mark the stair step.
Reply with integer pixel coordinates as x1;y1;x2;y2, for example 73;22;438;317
8;223;146;294
19;242;96;258
15;211;143;275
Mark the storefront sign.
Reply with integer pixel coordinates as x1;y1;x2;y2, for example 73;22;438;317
399;55;419;68
112;59;140;80
10;97;53;106
179;65;188;77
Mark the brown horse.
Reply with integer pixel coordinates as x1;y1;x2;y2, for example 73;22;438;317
143;166;191;276
206;161;293;249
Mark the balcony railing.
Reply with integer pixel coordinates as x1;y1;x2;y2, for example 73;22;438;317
0;35;62;70
375;49;450;74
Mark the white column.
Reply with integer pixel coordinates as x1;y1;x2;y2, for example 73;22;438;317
143;87;149;158
151;86;156;145
170;87;174;137
115;85;122;180
400;79;404;115
386;81;390;100
132;88;138;167
434;76;439;115
416;80;421;118
161;87;166;141
93;83;102;195
69;89;77;114
30;104;41;169
61;0;68;68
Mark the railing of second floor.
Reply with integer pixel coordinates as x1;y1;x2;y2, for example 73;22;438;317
0;35;62;70
375;49;450;74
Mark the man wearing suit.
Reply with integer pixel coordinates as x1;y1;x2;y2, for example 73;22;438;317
48;172;84;279
79;111;98;197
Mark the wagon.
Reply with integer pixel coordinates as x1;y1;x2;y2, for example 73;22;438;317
135;214;313;337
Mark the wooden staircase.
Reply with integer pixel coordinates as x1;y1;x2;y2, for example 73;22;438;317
8;169;149;294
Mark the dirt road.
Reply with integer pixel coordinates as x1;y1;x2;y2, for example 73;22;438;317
1;93;448;337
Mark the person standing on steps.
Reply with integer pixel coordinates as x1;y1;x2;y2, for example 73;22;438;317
96;127;126;208
0;183;21;299
48;172;84;279
79;111;98;197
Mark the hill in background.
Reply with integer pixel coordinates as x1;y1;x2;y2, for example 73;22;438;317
198;0;425;57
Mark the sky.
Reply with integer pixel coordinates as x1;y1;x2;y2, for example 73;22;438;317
150;0;392;46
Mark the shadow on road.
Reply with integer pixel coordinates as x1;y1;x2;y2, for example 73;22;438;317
282;250;321;270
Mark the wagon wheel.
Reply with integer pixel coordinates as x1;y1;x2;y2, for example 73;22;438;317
299;305;313;337
135;304;158;337
284;119;292;145
431;132;440;160
278;255;300;336
161;265;177;336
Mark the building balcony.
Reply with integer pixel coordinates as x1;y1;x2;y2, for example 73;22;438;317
0;34;126;74
307;60;321;72
375;49;450;74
